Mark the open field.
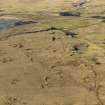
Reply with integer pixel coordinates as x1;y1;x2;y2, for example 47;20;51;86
0;0;105;105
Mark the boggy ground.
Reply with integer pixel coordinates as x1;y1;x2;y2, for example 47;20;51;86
0;0;105;105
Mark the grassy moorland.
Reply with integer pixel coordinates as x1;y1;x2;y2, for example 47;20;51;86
0;0;105;105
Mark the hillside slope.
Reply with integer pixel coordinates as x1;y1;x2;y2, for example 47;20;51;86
0;0;105;105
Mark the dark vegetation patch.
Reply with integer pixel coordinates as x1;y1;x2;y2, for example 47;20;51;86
72;43;89;53
59;11;81;17
65;31;78;37
90;16;105;20
52;36;56;41
47;27;78;37
14;20;37;26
